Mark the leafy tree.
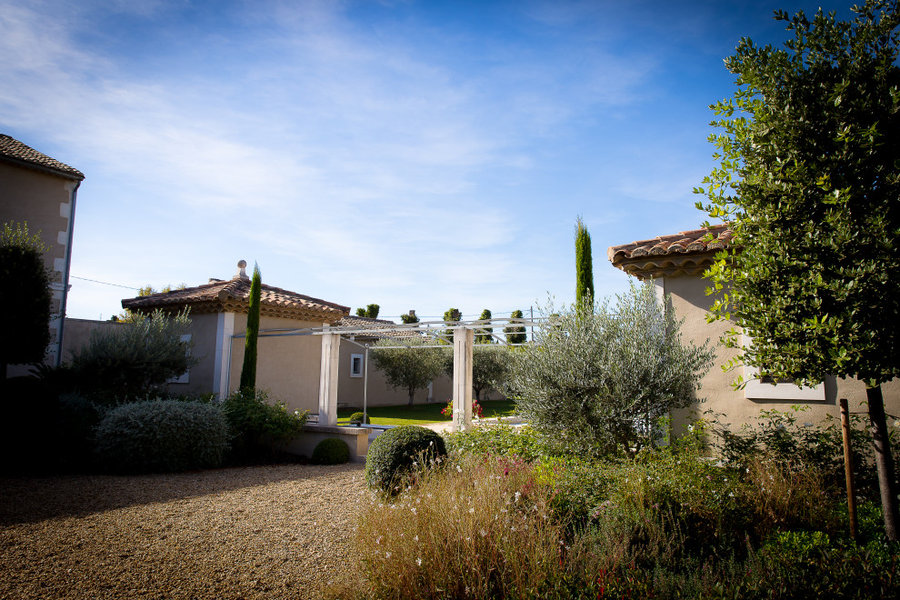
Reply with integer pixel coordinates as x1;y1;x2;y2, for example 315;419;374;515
371;336;444;406
504;310;527;344
400;310;420;324
0;221;51;379
356;303;381;319
696;0;900;539
443;344;511;401
509;282;714;456
69;309;195;404
240;264;262;390
443;307;461;343
475;309;494;344
575;216;594;306
115;283;187;322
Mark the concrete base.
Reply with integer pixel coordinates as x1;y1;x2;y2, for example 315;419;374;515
286;424;370;463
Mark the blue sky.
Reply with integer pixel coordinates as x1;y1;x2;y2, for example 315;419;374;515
1;0;851;322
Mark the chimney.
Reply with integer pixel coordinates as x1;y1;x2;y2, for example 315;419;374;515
235;259;248;280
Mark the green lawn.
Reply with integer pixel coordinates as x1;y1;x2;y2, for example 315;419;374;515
337;399;517;426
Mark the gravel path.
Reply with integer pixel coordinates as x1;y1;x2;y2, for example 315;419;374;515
0;463;368;600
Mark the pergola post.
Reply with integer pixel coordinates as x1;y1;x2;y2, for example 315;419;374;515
452;326;474;432
318;330;340;425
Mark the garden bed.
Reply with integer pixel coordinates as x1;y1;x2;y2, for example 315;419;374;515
0;463;366;599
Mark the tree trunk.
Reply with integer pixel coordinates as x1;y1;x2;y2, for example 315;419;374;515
867;384;899;541
408;388;414;407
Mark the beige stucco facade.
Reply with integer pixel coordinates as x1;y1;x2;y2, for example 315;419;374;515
659;274;900;435
0;158;82;374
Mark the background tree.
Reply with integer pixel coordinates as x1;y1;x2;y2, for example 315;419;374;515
509;282;714;456
696;0;900;539
115;283;187;322
239;264;262;390
400;310;420;324
443;345;511;401
575;216;594;306
371;337;444;406
355;303;380;319
504;310;527;344
475;308;494;344
0;221;51;379
443;307;461;343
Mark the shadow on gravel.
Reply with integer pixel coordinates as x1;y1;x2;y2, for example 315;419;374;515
0;462;364;526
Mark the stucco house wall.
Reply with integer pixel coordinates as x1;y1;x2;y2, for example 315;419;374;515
609;226;899;436
1;135;84;374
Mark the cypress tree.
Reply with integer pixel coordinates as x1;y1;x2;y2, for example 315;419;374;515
575;216;594;306
239;263;262;390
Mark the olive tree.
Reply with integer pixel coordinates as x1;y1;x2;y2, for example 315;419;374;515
70;309;195;404
695;0;900;538
509;282;714;456
371;336;444;406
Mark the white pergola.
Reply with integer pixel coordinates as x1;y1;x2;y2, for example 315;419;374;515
233;317;537;432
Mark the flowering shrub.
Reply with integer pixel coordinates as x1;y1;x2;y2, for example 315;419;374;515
440;398;483;419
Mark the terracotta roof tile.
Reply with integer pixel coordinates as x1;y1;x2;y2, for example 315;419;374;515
0;134;84;180
607;224;732;279
121;274;349;323
335;315;420;339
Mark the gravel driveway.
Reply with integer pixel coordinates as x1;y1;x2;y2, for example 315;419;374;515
0;463;368;599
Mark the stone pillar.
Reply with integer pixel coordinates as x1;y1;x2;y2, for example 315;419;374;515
452;326;474;432
318;331;341;425
213;312;235;399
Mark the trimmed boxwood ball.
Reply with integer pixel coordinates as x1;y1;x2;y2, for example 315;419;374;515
312;438;351;465
365;425;447;493
95;399;229;473
348;411;370;424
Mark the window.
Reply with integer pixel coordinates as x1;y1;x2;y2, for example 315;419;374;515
741;334;824;401
350;353;364;378
168;334;191;384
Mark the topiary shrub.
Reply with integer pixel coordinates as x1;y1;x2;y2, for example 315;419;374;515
95;399;228;473
348;411;370;424
365;425;447;494
312;438;351;465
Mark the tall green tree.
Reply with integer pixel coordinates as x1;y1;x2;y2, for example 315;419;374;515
356;304;380;319
371;337;444;406
0;221;51;379
696;0;900;539
475;309;494;344
240;264;262;390
575;216;594;306
504;310;527;345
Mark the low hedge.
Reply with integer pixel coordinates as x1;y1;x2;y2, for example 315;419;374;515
95;399;228;473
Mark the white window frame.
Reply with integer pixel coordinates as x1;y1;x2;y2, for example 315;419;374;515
350;353;364;378
741;334;825;401
168;334;192;384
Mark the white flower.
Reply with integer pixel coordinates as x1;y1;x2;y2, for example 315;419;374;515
385;552;391;559
469;507;475;514
414;535;419;542
416;558;422;567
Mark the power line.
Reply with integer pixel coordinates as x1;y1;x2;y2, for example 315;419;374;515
70;275;141;291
